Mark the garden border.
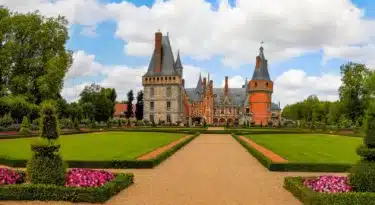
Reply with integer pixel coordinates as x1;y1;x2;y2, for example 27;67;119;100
0;171;134;203
232;134;353;172
0;133;200;169
284;176;375;205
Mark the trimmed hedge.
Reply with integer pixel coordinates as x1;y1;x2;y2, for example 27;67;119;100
284;176;375;205
0;133;199;169
0;172;134;203
232;134;353;172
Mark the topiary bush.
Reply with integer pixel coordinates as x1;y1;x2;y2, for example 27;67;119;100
26;100;67;186
20;116;31;134
349;117;375;192
74;117;80;131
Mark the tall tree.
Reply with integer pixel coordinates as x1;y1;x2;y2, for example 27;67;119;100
125;90;134;119
339;62;370;125
135;91;144;120
0;8;72;104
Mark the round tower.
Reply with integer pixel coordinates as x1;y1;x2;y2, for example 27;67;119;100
248;46;273;125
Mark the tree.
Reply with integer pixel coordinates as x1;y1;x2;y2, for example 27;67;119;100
0;8;72;104
125;90;134;118
20;116;31;134
135;91;144;120
339;63;370;125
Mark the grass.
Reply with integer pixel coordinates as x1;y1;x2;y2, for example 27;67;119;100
245;134;362;163
0;132;185;161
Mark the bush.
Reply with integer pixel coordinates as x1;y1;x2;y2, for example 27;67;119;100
73;118;80;131
349;159;375;192
26;142;67;186
20;116;31;134
60;118;73;129
6;123;20;131
0;112;13;127
39;102;59;140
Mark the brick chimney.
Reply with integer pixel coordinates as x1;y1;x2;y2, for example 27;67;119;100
154;31;162;72
209;80;213;96
182;79;185;87
203;77;207;91
255;56;261;69
224;76;229;96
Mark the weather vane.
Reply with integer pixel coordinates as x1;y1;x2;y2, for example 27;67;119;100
261;41;264;46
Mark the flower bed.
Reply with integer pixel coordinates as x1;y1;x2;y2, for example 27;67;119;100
284;176;375;205
0;168;134;203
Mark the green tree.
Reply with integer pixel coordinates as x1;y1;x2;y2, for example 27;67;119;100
135;90;144;120
20;116;31;134
339;62;370;125
125;90;134;119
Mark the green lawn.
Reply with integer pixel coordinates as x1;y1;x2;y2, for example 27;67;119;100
0;132;185;160
245;134;362;163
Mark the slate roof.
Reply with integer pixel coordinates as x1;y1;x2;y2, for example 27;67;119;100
143;35;181;77
251;46;271;81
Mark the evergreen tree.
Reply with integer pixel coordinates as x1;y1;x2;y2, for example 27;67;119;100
20;116;31;134
135;91;144;120
125;90;134;119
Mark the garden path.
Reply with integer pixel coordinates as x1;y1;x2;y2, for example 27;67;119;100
1;134;346;205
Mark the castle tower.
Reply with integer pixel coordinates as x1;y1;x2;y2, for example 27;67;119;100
142;31;184;124
248;45;273;125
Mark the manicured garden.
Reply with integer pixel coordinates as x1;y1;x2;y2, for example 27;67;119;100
0;131;185;161
245;134;361;163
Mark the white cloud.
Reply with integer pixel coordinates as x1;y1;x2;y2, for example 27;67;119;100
62;51;207;102
323;44;375;68
220;75;245;88
80;25;98;37
273;69;341;107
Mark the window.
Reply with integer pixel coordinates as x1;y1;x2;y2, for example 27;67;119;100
221;108;224;114
166;101;171;111
268;103;271;112
166;86;171;97
150;114;154;122
173;77;175;80
255;82;258;87
166;114;171;123
150;87;154;97
229;108;231;114
237;108;240;114
236;95;240;98
213;108;216;114
246;107;250;114
266;82;269;87
150;101;154;110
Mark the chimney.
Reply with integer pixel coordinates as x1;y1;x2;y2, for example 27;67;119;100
182;79;185;87
154;31;162;72
210;80;213;96
203;77;207;91
255;56;261;69
225;76;228;96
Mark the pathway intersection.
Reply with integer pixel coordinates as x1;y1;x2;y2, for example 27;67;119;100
1;129;346;205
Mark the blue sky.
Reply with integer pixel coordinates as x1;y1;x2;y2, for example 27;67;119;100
4;0;375;105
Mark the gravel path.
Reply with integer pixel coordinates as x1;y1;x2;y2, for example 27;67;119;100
1;134;346;205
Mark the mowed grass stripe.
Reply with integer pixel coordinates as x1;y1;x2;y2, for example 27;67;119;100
0;132;185;161
245;134;362;163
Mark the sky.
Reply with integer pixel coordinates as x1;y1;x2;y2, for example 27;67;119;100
2;0;375;107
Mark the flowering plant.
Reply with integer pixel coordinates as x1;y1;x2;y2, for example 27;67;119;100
65;168;115;187
0;168;24;185
303;176;351;193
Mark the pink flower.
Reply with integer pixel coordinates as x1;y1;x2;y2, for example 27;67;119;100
64;168;115;187
303;176;352;193
0;168;23;185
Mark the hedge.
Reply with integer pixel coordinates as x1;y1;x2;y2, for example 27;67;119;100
0;172;134;203
232;134;353;172
284;176;375;205
0;133;199;169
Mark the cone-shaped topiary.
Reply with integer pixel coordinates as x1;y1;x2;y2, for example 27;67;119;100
26;100;67;186
349;117;375;192
20;116;31;134
74;117;80;131
39;101;60;140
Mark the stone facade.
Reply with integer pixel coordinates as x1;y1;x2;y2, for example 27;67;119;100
142;31;281;126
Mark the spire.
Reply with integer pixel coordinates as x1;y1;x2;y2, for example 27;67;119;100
175;50;183;68
251;45;271;81
196;73;203;93
207;73;210;86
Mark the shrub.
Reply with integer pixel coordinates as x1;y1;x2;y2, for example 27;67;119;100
349;118;375;192
73;117;80;131
59;118;73;129
26;141;67;186
20;116;31;134
0;112;13;127
39;102;59;140
6;123;20;131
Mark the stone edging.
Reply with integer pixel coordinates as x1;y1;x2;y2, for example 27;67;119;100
137;135;193;160
238;136;288;163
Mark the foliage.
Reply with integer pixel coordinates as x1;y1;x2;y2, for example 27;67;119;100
0;172;134;203
125;90;134;119
0;95;40;123
0;112;13;127
39;101;60;140
135;90;143;120
59;117;73;129
20;116;31;134
73;117;80;131
0;8;72;104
